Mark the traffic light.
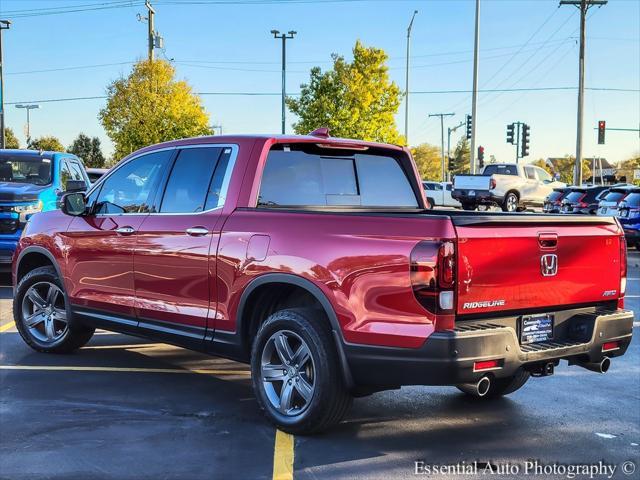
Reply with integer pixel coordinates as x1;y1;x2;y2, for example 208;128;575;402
506;123;515;144
465;115;472;140
598;120;606;145
520;124;530;157
477;146;485;168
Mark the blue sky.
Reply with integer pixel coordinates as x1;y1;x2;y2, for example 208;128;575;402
1;0;638;164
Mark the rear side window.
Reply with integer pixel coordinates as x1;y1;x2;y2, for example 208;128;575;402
524;167;536;180
160;148;222;213
483;165;518;176
259;148;418;208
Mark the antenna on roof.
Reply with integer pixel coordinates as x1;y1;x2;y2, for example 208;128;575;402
309;127;330;139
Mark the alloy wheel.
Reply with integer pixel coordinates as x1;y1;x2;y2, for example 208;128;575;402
260;330;316;416
21;281;68;344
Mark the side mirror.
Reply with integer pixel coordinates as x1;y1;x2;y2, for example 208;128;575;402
61;192;87;216
66;179;87;193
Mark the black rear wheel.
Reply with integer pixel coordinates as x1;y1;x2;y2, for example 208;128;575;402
251;308;352;434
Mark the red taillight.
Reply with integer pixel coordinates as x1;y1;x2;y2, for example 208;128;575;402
489;178;497;190
410;240;456;315
474;360;500;372
602;341;619;352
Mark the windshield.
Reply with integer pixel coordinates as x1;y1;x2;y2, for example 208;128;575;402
623;192;640;207
0;154;53;186
564;191;585;202
483;165;518;176
547;191;565;201
602;191;626;203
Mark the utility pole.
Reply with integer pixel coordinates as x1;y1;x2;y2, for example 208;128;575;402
0;20;10;149
271;30;296;135
469;0;480;173
429;113;455;182
15;104;39;146
404;10;418;145
445;122;466;180
146;1;155;61
560;0;607;185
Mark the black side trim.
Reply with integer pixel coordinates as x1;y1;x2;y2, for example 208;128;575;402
15;246;64;288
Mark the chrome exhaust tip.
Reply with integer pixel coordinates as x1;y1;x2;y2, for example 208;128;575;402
459;375;491;397
575;356;610;374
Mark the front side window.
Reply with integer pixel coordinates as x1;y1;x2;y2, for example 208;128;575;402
94;150;171;214
160;148;222;213
0;154;52;185
524;167;536;180
536;168;552;183
258;147;418;208
60;160;85;190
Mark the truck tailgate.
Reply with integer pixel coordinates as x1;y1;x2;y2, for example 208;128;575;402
453;215;623;315
453;175;491;190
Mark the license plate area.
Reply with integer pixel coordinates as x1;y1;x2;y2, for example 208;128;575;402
520;314;554;344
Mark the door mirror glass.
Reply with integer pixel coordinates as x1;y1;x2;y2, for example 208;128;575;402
61;192;87;216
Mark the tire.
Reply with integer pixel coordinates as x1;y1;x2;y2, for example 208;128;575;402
456;369;530;399
461;203;476;211
502;192;519;212
13;266;94;354
251;308;352;435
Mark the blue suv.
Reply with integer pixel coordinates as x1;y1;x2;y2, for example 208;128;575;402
617;188;640;250
0;149;90;269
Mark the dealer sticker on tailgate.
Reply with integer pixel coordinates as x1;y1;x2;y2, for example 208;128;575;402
520;314;554;344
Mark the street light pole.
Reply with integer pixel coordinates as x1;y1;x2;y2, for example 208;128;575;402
271;30;296;135
429;113;455;182
404;10;418;145
469;0;480;174
0;20;11;149
15;104;39;146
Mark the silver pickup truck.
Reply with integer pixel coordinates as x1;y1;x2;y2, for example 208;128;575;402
452;163;566;212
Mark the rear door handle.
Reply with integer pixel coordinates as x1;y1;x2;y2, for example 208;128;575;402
186;227;209;237
115;226;136;235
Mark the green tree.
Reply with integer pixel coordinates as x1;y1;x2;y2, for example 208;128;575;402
28;136;64;152
546;155;591;184
68;133;106;168
531;158;551;174
618;153;640;185
4;128;20;149
99;59;212;159
411;143;442;181
449;137;470;176
286;41;403;144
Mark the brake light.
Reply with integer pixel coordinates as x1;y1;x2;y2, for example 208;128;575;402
410;240;456;317
619;237;627;307
489;178;497;190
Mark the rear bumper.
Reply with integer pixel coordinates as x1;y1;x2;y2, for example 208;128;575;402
344;308;634;388
622;226;640;244
452;189;502;206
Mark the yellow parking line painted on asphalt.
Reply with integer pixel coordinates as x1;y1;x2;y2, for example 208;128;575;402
272;429;295;480
0;365;251;376
0;321;15;332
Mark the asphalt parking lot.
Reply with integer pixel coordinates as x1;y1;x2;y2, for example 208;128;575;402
0;254;638;480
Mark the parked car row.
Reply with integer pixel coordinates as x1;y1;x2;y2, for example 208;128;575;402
543;183;640;249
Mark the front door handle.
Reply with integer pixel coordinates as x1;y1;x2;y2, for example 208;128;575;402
115;226;136;235
186;227;209;237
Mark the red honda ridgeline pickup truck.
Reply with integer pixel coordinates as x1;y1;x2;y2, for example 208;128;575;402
12;131;633;434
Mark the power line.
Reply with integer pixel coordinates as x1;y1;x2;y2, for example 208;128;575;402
4;86;636;106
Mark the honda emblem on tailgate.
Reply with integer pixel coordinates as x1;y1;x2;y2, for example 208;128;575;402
540;254;558;277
